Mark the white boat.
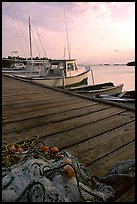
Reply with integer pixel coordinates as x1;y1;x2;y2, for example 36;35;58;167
2;64;27;74
13;59;91;88
11;63;26;70
66;82;124;97
12;16;91;88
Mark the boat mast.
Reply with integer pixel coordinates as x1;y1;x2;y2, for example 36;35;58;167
64;10;71;60
29;16;33;60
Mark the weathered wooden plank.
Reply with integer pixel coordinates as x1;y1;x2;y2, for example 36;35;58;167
64;122;135;166
3;110;134;145
2;75;52;92
3;104;112;133
86;141;135;177
2;105;125;134
115;185;135;202
2;96;85;111
2;85;47;94
3;103;109;124
2;90;50;98
2;90;57;102
2;80;42;89
2;91;74;106
3;100;97;117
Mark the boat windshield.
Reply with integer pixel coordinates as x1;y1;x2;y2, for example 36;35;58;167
66;61;78;71
67;62;74;71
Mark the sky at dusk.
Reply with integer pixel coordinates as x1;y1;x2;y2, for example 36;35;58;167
2;2;135;64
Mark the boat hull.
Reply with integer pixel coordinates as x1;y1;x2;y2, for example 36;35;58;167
70;84;124;97
97;91;135;110
2;68;27;73
13;69;90;88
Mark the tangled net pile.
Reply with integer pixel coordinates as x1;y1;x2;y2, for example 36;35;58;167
2;136;115;202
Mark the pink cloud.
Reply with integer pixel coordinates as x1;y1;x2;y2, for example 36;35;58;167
2;2;135;64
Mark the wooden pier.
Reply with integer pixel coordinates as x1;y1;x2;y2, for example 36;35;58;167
2;74;135;202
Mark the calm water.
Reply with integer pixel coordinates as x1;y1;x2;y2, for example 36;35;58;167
87;65;135;92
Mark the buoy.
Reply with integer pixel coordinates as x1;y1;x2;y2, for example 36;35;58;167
8;146;16;153
50;147;59;154
64;158;71;164
39;145;49;152
16;147;24;153
63;165;75;178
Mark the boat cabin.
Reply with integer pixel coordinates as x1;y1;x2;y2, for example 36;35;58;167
48;59;79;77
25;59;80;78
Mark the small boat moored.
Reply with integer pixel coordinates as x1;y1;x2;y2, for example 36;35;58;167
66;82;124;97
95;90;135;110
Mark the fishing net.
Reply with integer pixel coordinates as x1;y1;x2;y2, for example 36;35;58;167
2;136;134;202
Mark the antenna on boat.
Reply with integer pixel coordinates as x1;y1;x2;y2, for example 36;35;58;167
64;10;71;60
29;16;33;60
63;46;66;59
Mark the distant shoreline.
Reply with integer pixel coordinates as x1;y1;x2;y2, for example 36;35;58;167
78;63;126;66
126;61;135;66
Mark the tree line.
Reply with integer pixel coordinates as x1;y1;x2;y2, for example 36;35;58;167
2;56;49;67
126;61;135;66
